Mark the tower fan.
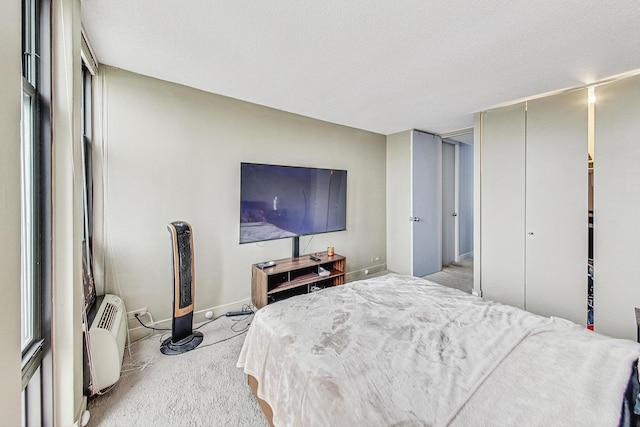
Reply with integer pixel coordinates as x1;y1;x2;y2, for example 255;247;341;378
161;221;203;355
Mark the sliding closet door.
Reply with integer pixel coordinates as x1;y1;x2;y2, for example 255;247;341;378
525;90;588;325
595;74;640;340
480;104;526;309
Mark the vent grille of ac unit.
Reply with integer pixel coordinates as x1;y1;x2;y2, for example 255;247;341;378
97;302;118;330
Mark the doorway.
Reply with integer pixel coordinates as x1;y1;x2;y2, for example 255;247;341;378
440;131;474;270
442;141;456;265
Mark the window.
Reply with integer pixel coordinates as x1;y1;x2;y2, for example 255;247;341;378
21;0;40;357
21;0;50;424
21;79;38;352
82;63;96;313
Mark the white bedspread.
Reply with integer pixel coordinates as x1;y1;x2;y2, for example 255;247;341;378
237;273;640;426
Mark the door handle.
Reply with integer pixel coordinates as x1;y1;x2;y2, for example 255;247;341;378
452;213;458;217
409;217;421;222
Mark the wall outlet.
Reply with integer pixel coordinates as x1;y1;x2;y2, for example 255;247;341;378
371;256;380;262
128;307;148;318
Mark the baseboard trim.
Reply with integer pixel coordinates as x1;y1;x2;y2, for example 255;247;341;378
346;264;388;282
127;298;253;343
74;397;87;427
128;266;393;343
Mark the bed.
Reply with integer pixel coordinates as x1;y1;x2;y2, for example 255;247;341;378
237;273;640;426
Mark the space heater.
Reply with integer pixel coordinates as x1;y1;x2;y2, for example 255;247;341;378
160;221;203;355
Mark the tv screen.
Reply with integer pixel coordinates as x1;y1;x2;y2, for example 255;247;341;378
240;163;347;244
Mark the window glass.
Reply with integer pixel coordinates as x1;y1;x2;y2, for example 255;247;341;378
20;85;36;352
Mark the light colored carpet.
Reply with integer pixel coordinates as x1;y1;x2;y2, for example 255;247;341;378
422;257;473;294
86;315;268;427
87;263;473;426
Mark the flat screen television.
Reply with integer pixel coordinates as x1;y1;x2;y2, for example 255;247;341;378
240;163;347;256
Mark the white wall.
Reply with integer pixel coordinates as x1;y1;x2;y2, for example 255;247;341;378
0;0;24;424
95;67;387;325
386;130;412;274
52;0;86;424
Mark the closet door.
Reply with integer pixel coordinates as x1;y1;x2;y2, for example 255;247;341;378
480;103;526;309
595;74;640;340
525;90;588;325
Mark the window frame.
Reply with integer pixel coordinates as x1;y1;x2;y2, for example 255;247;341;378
81;63;96;313
21;0;52;424
21;0;43;364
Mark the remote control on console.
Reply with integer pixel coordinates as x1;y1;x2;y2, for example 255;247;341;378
257;260;276;269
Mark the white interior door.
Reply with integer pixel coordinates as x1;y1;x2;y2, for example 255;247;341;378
525;89;587;325
412;131;442;277
480;103;526;309
442;142;456;265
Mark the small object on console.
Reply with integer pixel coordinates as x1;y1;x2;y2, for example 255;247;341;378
309;255;321;262
257;260;276;269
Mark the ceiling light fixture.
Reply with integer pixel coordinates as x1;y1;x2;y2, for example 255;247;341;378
588;86;596;104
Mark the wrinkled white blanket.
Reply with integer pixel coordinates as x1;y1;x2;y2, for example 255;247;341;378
237;274;640;426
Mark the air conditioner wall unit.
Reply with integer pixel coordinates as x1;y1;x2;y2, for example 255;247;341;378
88;294;127;392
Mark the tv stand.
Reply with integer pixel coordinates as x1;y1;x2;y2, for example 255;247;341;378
251;251;346;309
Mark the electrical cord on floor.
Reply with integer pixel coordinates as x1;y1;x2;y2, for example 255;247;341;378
131;306;255;351
134;313;171;331
231;319;252;332
192;305;255;351
134;311;227;333
192;329;250;351
193;304;256;332
194;314;225;330
229;305;255;332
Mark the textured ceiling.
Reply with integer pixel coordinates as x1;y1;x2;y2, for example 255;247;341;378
81;1;640;136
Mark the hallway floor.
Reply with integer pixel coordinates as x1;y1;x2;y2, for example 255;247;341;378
422;257;473;294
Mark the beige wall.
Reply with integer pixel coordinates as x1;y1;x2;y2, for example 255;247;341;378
385;130;412;275
94;67;387;327
473;113;482;295
0;0;24;424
